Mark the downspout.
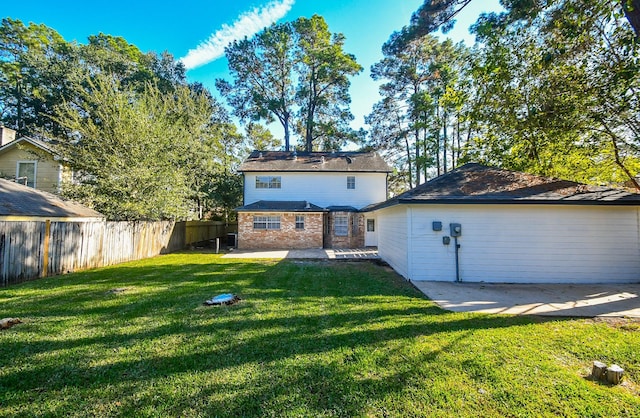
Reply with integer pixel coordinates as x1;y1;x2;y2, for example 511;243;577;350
385;172;389;200
57;164;63;194
454;236;461;282
406;205;413;281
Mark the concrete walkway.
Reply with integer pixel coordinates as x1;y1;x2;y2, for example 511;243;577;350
411;281;640;318
221;248;379;260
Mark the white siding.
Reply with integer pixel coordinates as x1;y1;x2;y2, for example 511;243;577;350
376;204;640;284
243;171;387;209
376;205;409;279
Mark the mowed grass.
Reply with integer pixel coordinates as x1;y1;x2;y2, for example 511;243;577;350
0;253;639;417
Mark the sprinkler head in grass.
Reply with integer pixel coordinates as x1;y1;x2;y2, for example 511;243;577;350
204;293;241;306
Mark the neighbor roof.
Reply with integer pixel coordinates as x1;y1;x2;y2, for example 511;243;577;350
0;178;103;219
238;151;392;173
0;136;58;156
236;200;328;212
365;163;640;210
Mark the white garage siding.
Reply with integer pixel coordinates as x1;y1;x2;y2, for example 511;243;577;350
376;205;409;279
375;204;640;284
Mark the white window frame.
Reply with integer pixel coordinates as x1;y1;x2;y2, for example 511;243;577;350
334;215;348;236
256;176;281;189
347;176;355;189
253;215;281;230
295;215;305;230
367;219;375;232
16;160;37;188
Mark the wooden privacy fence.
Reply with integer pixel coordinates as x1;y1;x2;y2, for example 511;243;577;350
0;220;230;286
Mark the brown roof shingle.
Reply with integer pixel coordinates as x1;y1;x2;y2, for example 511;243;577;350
366;163;640;210
238;151;392;173
0;178;103;218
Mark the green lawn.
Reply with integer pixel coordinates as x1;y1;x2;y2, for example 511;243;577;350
1;253;639;417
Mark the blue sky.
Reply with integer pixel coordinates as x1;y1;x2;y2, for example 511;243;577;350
4;0;502;136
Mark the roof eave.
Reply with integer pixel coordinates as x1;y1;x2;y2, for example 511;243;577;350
238;169;392;173
395;198;640;206
235;208;328;213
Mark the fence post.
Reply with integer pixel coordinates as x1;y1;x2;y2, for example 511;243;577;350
41;220;50;278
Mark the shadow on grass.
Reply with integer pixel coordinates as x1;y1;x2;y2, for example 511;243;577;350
0;256;566;416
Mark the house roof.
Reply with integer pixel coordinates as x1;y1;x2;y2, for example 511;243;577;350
236;200;328;212
325;205;359;212
0;178;103;219
238;151;392;173
365;163;640;211
0;136;58;157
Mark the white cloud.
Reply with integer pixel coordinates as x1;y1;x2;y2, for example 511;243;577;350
180;0;295;70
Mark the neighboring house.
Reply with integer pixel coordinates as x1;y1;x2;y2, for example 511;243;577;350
0;126;70;194
236;151;392;249
365;163;640;284
0;177;103;221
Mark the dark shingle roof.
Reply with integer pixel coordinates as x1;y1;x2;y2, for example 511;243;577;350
325;206;359;212
366;163;640;210
238;151;392;173
0;178;103;218
236;200;327;212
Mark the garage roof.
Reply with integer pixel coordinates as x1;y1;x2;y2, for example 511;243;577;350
366;163;640;210
0;178;103;219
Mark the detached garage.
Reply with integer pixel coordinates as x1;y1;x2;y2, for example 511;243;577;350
367;163;640;284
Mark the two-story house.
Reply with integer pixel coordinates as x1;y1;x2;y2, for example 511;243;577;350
236;151;392;250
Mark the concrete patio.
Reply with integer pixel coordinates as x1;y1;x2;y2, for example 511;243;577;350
221;249;639;318
221;247;380;260
411;281;640;318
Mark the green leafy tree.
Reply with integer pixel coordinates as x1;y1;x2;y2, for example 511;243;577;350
0;20;187;137
244;122;281;151
465;0;640;187
216;23;296;151
368;35;469;188
0;18;77;136
55;75;230;220
218;15;361;152
389;0;640;49
293;15;362;151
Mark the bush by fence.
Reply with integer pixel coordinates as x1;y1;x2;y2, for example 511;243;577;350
0;220;233;286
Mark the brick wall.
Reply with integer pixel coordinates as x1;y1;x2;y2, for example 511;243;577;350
237;212;324;250
323;212;365;249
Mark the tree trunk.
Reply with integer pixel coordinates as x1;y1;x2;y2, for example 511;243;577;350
442;110;448;173
611;137;640;191
606;364;624;384
284;117;290;151
592;361;607;380
17;78;23;134
415;128;421;185
435;104;441;176
456;112;461;168
423;127;428;181
623;0;640;37
405;134;414;189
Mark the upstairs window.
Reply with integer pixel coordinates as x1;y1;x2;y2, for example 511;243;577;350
253;215;281;230
17;161;37;188
334;215;348;236
256;176;281;189
347;176;355;189
295;215;305;230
